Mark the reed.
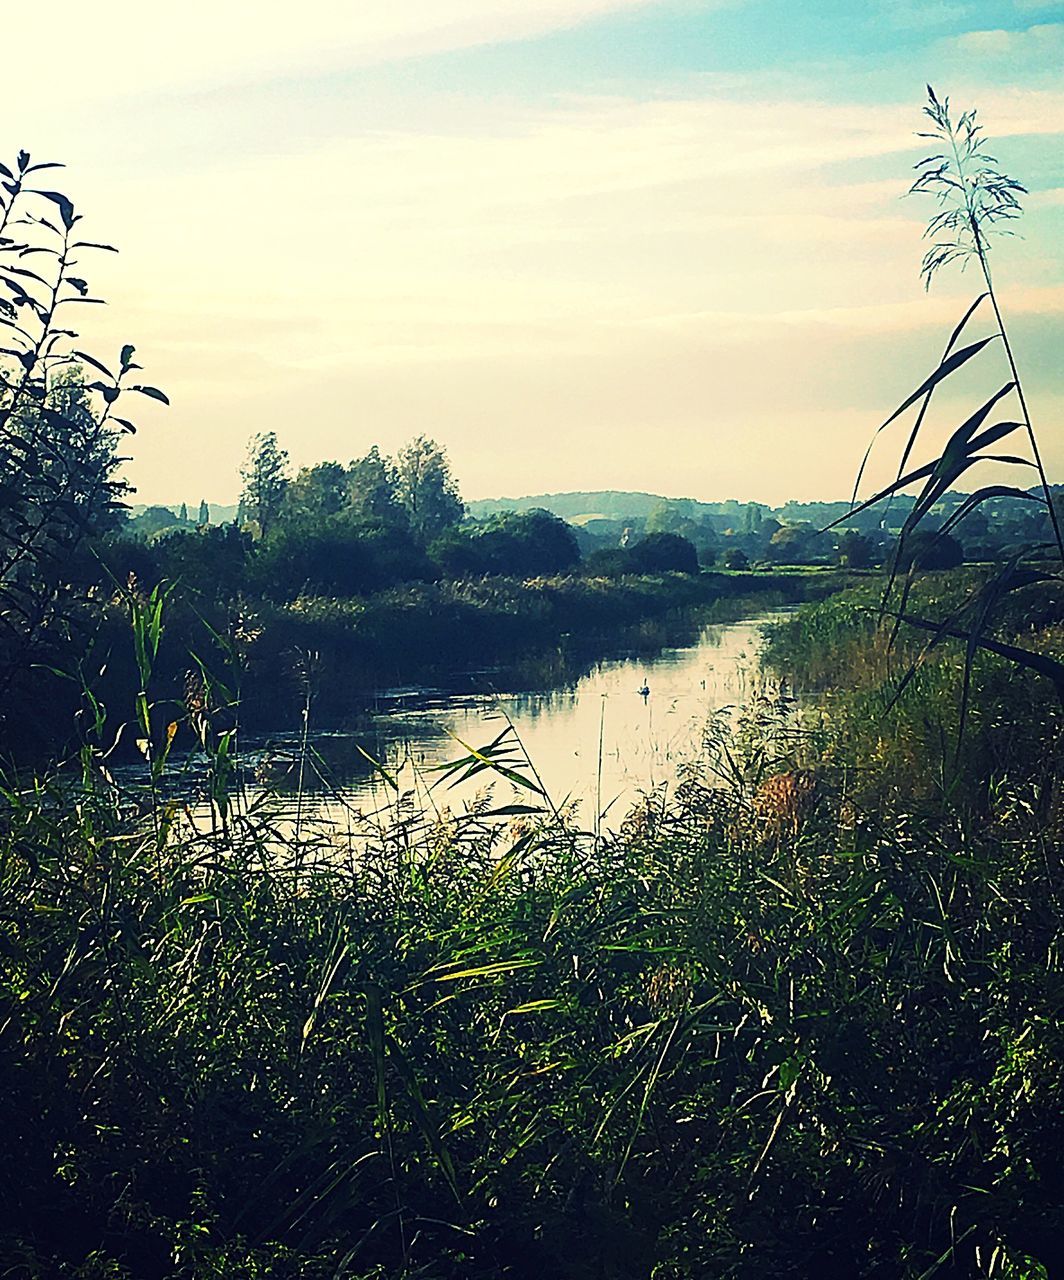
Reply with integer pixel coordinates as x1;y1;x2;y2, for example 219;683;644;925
828;89;1064;751
2;95;1063;1280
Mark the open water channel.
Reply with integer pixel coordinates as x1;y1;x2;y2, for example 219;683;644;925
196;610;787;835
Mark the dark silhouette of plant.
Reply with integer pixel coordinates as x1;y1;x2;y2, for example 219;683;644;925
240;429;290;538
830;89;1064;733
0;150;166;711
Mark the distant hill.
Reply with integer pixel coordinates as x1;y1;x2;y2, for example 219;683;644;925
467;491;751;521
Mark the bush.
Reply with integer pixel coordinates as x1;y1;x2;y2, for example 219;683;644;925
431;509;580;578
626;532;699;574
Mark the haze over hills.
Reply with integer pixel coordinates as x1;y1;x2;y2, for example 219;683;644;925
465;491;883;525
134;486;1051;532
133;491;857;526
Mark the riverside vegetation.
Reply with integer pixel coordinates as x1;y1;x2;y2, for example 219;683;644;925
1;91;1063;1278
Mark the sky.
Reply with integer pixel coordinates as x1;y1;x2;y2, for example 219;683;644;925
10;0;1064;506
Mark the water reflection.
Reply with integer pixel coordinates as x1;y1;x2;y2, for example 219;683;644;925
239;613;781;831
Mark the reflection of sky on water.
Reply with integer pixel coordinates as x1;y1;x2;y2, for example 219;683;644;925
118;613;783;836
276;613;781;831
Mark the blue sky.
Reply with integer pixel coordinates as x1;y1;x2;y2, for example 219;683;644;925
14;0;1064;504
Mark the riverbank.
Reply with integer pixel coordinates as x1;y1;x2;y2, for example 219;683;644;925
4;583;1061;1277
223;568;862;729
3;568;863;759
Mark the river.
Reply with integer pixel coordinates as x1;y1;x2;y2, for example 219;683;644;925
217;610;784;835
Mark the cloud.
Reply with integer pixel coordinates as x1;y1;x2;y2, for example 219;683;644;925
878;1;977;31
949;20;1064;57
11;0;718;108
11;12;1054;508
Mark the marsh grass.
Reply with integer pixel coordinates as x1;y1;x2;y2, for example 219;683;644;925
3;98;1064;1280
2;606;1063;1278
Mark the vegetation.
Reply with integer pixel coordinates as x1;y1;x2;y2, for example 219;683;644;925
2;89;1063;1280
0;151;167;745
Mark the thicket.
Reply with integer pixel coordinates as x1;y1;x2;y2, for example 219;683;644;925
2;606;1062;1277
2;88;1063;1280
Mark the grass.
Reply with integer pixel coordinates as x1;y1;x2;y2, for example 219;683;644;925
1;613;1062;1277
3;89;1063;1280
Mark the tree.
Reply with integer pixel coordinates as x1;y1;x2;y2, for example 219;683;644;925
152;524;252;601
627;532;699;574
835;530;874;570
253;517;432;598
0;153;166;721
769;523;823;564
491;509;580;576
898;530;964;572
723;547;749;570
432;509;580;578
741;503;765;535
349;446;404;526
395;436;463;543
133;506;182;537
583;547;631;577
240;431;289;539
283;461;348;524
178;501;189;524
198;499;209;525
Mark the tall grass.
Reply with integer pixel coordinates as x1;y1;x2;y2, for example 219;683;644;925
2;633;1062;1277
3;92;1064;1280
828;89;1064;737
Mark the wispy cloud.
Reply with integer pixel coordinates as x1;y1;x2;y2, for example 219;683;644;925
13;2;1062;504
16;0;723;106
947;19;1064;56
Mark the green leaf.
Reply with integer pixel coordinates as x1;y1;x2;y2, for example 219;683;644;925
429;958;540;983
32;189;75;229
881;336;997;432
72;350;115;381
131;384;169;405
505;999;561;1016
355;743;398;790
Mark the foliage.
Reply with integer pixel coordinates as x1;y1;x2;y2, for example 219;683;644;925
769;522;828;565
4;102;1063;1280
431;509;580;578
626;532;699;575
835;529;874;569
253;517;433;600
348;445;405;526
394;434;464;543
898;528;964;571
150;524;254;603
132;505;183;537
2;622;1062;1276
240;431;290;539
0;151;164;725
830;87;1064;738
284;461;349;523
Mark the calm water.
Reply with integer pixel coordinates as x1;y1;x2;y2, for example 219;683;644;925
231;611;783;832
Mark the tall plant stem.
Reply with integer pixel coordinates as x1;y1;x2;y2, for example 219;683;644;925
944;109;1064;565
